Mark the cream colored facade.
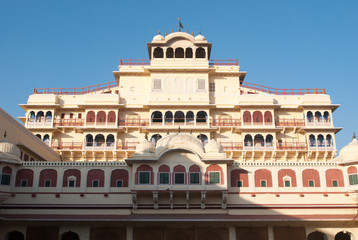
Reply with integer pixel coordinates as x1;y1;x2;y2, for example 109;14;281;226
0;31;357;240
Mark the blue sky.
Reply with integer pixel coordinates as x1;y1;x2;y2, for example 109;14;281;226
0;0;357;150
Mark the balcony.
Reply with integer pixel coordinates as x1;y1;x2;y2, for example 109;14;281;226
307;118;332;127
308;143;335;151
51;141;139;151
212;119;241;127
51;142;83;150
27;118;53;127
119;119;149;127
275;119;305;127
276;142;307;150
150;118;208;127
54;119;84;127
242;121;274;128
219;142;243;151
85;121;117;128
243;143;275;151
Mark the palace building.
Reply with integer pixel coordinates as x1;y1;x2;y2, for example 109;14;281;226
0;30;358;240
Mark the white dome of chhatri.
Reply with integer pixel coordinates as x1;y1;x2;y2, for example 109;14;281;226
205;139;223;153
152;31;165;42
135;138;155;154
0;133;21;164
337;134;358;163
194;31;206;41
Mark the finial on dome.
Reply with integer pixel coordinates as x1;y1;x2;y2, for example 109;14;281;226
145;133;148;140
3;131;7;141
165;32;167;36
178;126;181;133
192;31;194;36
199;30;201;34
167;130;169;135
190;129;192;134
171;29;173;33
158;30;160;35
186;29;188;33
353;132;356;140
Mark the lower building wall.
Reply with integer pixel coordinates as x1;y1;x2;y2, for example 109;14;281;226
0;223;357;240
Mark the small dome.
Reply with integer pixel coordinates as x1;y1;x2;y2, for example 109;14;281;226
0;137;21;163
205;139;223;153
194;34;206;41
337;137;358;163
152;34;165;42
135;138;155;154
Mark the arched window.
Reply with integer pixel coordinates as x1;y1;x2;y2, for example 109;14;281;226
35;134;41;139
151;111;162;123
317;134;324;147
1;166;12;185
108;111;116;123
111;169;129;187
196;47;205;58
61;231;80;240
335;231;351;240
254;169;273;187
15;169;34;187
254;134;264;147
62;169;81;187
186;111;194;123
94;134;105;147
29;111;35;121
43;134;50;145
244;135;253;147
136;165;154;184
86;111;95;123
189;165;201;184
326;134;333;147
315;111;322;122
264;111;272;123
307;111;314;122
185;48;193;58
39;169;57;187
106;134;115;147
166;47;174;58
231;169;249;187
150;134;162;144
36;111;44;122
164;111;173;123
323;111;330;123
86;134;93;146
96;111;106;123
45;111;52;122
243;111;251;124
253;111;263;123
153;47;163;58
309;134;316;147
24;154;29;162
174;111;185;123
173;165;186;184
302;169;321;187
307;231;327;240
6;231;25;240
197;134;208;145
175;47;184;58
196;111;207;123
87;169;105;187
158;165;170;185
266;134;273;146
348;166;358;185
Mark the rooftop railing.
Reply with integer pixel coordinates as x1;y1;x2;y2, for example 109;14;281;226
241;82;326;95
33;81;118;95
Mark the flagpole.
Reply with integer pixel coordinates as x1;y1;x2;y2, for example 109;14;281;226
178;17;181;32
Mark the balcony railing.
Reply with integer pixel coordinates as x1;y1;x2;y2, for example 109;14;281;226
244;143;275;151
86;121;117;127
219;142;243;150
116;142;139;150
119;119;150;127
212;119;241;127
276;142;307;150
242;121;274;127
27;118;52;127
51;142;83;150
209;59;238;66
307;118;332;127
33;81;118;95
119;59;239;67
241;82;326;95
308;143;335;151
275;119;305;127
54;119;84;127
151;118;207;126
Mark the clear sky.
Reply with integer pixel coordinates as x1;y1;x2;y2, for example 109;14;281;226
0;0;357;150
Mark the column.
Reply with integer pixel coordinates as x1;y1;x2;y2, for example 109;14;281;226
268;227;274;240
228;226;236;240
126;226;133;240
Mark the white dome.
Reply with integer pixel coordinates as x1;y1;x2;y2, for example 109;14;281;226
135;138;155;154
337;137;358;163
156;133;204;156
0;137;21;164
194;34;206;41
152;34;165;42
205;139;223;153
